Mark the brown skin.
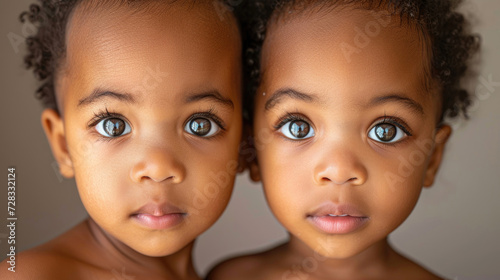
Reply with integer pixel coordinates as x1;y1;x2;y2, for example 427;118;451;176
0;1;241;279
208;7;450;280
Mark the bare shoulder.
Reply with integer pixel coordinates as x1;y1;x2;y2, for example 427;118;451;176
206;243;288;280
401;260;444;280
205;252;266;280
0;221;95;280
0;247;81;280
392;250;444;280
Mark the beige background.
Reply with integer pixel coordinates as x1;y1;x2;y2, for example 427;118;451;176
1;0;499;279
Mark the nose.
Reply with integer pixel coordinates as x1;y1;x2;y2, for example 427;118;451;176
130;144;186;184
313;144;367;186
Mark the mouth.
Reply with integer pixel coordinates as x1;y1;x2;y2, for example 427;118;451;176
306;203;369;234
130;203;186;230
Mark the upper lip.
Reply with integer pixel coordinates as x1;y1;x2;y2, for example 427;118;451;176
307;202;367;218
131;203;185;217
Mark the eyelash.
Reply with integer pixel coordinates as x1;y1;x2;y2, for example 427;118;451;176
273;112;311;131
87;108;124;129
272;112;413;146
273;112;314;142
87;108;130;142
368;115;413;147
186;108;227;132
374;115;413;136
87;107;227;141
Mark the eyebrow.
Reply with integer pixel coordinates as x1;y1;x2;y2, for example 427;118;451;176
265;88;318;111
78;89;136;107
77;89;234;110
184;90;234;110
368;94;424;115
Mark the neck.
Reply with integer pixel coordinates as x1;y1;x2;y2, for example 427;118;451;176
86;218;199;279
286;234;395;278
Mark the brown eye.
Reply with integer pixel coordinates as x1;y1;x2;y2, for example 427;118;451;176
280;119;315;140
185;117;219;137
368;122;407;143
374;124;396;141
289;120;310;138
96;118;131;137
189;118;211;136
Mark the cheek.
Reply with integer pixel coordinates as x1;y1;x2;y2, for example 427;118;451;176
191;152;237;199
182;140;240;218
67;137;132;212
258;141;311;218
368;144;431;224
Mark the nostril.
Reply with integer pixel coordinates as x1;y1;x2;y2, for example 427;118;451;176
321;176;358;184
154;175;176;183
165;175;175;181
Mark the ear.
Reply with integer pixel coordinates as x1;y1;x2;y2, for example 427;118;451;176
41;109;74;178
423;124;452;187
248;128;261;182
249;157;261;182
237;122;261;182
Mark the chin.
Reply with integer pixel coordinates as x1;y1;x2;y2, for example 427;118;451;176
135;243;188;257
302;235;369;260
314;246;362;259
128;236;193;257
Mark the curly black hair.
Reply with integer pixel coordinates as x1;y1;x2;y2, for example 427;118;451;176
19;0;240;114
20;0;77;112
238;0;480;123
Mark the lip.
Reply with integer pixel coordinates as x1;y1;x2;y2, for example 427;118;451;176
131;203;186;230
306;202;369;234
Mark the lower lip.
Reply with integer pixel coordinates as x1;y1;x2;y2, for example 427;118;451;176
308;216;368;234
132;213;185;230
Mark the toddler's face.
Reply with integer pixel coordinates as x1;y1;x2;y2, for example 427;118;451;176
47;3;241;256
253;8;450;258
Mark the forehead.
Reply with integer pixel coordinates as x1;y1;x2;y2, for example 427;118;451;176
57;1;240;106
66;1;239;69
261;6;435;106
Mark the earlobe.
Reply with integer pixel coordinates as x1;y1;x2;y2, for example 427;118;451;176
239;122;262;182
423;125;452;187
41;109;75;178
237;124;253;174
249;160;261;182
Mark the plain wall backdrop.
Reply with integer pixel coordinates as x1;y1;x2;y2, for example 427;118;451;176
1;0;499;279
